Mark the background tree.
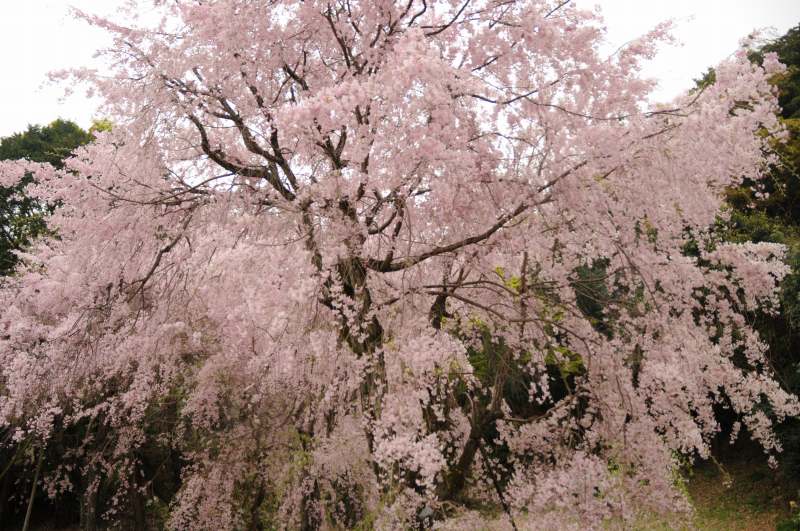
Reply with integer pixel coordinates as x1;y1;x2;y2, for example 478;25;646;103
717;23;800;481
0;119;92;275
0;2;797;529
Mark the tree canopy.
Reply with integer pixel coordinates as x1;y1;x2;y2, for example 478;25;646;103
0;2;797;529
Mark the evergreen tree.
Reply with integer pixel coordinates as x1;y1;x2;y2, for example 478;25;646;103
721;23;800;479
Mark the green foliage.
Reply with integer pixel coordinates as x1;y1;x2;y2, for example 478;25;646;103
0;119;93;167
464;324;530;408
0;119;93;275
777;501;800;531
693;67;717;92
572;258;612;337
88;118;113;136
716;24;800;481
751;25;800;120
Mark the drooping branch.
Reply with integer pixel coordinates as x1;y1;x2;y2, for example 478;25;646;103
128;212;194;301
423;0;472;36
365;202;529;272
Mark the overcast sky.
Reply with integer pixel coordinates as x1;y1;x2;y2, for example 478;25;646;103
1;1;799;137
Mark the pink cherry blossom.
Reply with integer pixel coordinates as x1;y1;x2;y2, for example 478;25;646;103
0;1;797;528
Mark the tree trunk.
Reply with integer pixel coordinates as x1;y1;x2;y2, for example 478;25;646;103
0;466;10;525
129;482;147;530
80;474;99;531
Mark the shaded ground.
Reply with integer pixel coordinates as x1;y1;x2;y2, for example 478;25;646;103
13;442;800;530
688;454;797;531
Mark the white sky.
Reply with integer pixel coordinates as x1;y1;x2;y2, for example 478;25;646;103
0;1;799;138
